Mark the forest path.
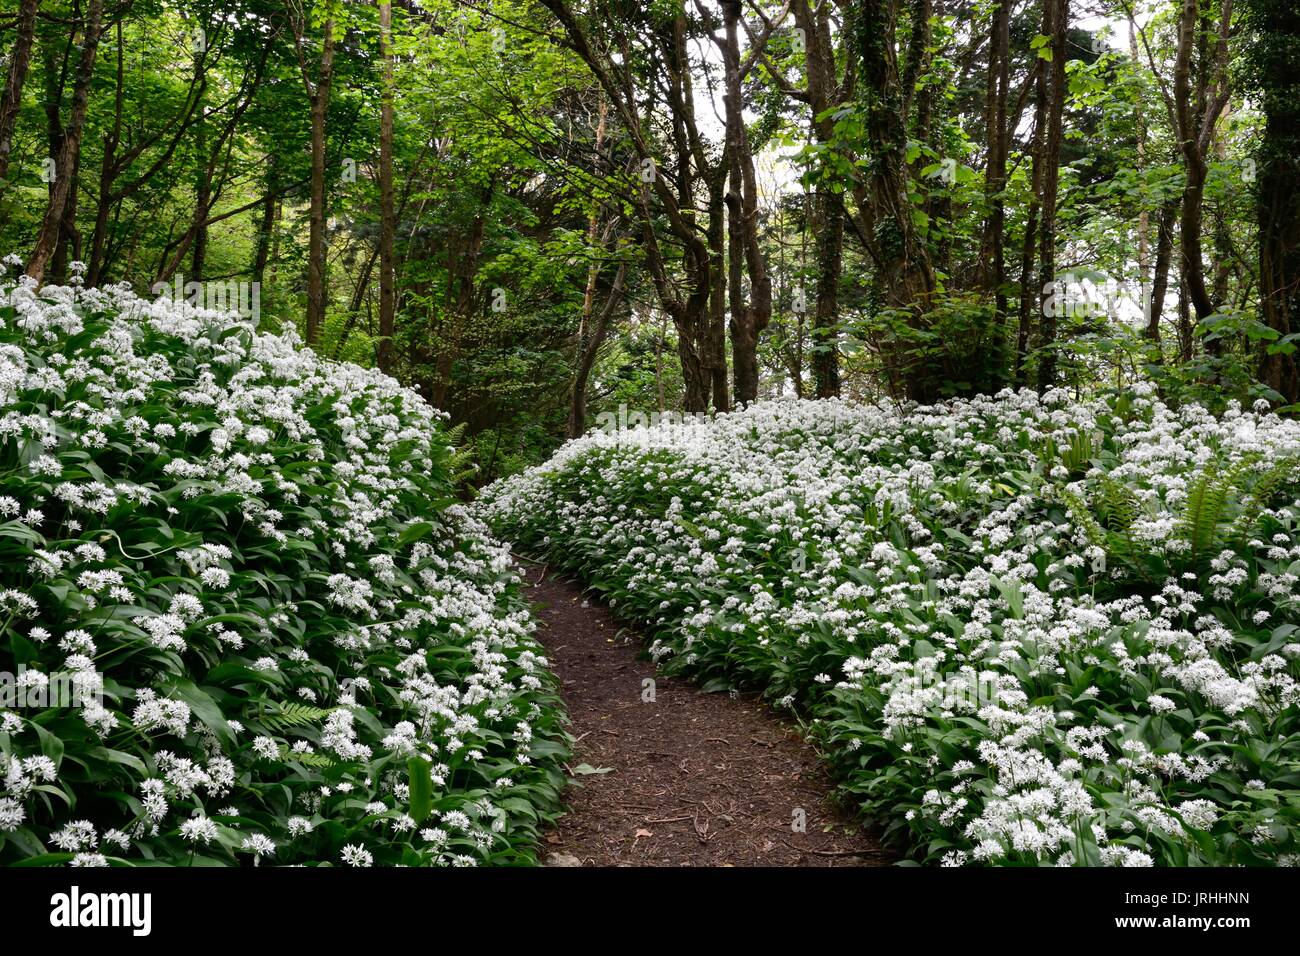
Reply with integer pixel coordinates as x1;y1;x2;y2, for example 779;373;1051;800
522;561;885;867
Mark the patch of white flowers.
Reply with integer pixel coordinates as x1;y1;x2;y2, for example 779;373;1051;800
0;266;566;866
482;384;1300;866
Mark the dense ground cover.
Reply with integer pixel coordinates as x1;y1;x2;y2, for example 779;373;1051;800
0;265;567;866
481;390;1300;866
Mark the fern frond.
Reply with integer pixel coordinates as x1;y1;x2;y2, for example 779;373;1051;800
1177;461;1239;563
1229;457;1296;545
259;701;332;733
1097;474;1138;533
278;746;338;769
443;422;468;445
442;422;479;485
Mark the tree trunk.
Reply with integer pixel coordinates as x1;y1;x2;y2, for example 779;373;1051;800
792;0;846;398
1129;19;1150;299
568;99;612;439
190;109;209;281
305;19;336;347
1146;198;1178;348
706;165;729;412
1016;55;1047;390
568;264;625;438
1173;0;1231;337
677;318;712;413
980;0;1011;337
1177;276;1194;362
717;0;773;407
811;191;843;398
26;0;103;283
1034;0;1068;393
377;1;396;373
858;0;936;401
0;0;40;184
252;166;278;285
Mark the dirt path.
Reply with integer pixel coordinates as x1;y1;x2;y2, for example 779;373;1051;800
524;563;886;867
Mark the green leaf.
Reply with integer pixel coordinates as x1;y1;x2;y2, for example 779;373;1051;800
396;521;435;547
408;757;433;823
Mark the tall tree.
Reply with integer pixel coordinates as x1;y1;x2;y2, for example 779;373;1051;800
0;0;40;184
1173;0;1232;329
1034;0;1068;393
857;0;936;400
377;0;396;373
25;0;104;282
155;37;274;283
567;97;615;437
793;0;847;398
86;19;214;286
540;0;720;412
717;0;773;405
293;4;336;347
980;0;1012;345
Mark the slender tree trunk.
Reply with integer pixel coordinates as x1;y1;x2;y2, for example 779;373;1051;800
0;0;40;183
1016;55;1047;390
859;0;936;401
718;0;772;406
88;149;116;284
26;0;103;283
190;110;209;281
1146;198;1178;348
1173;0;1231;345
88;20;126;288
981;0;1011;334
54;149;80;275
706;165;729;412
726;164;757;405
252;166;277;285
654;311;668;411
1177;276;1194;362
568;264;626;438
568;99;611;438
305;19;336;347
1034;0;1068;393
1129;19;1150;297
377;1;396;373
811;191;843;398
791;0;846;398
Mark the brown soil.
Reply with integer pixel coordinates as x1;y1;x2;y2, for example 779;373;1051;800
524;562;886;867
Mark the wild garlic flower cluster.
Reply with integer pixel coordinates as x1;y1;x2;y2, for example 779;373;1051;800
0;267;566;866
482;386;1300;866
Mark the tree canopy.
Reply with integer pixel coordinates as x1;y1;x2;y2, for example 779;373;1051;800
2;0;1297;480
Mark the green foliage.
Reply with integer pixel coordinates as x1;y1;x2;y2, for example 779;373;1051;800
484;387;1300;866
0;277;569;866
1178;462;1239;565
